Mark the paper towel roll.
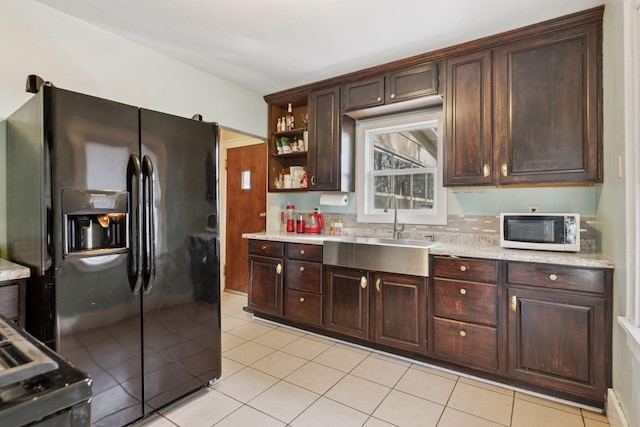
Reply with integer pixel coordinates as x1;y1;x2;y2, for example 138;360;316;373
319;194;349;206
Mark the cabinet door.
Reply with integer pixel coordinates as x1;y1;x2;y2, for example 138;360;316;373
248;255;283;317
308;86;343;191
444;50;493;186
343;76;385;111
372;272;426;354
494;23;602;185
507;286;607;401
386;62;439;103
324;266;369;340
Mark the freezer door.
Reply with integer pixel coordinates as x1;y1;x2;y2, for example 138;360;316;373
140;109;221;412
48;88;144;426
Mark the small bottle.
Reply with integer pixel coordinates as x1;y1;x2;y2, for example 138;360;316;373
276;118;282;132
288;103;295;130
334;218;343;236
281;116;286;132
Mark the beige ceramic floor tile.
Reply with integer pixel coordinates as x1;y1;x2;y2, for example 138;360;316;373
225;321;275;340
249;380;320;424
134;414;175;426
250;350;307;379
220;301;245;316
219;357;244;380
333;341;373;356
394;367;456;405
221;316;249;332
458;376;514;397
222;341;274;365
582;408;609;423
280;336;333;360
291;396;369;427
221;332;246;352
214;367;279;403
285;361;346;394
447;382;513;426
215;405;285;427
584;418;609;427
437;407;506;427
161;388;242;427
221;292;246;304
511;398;584;427
313;345;368;372
373;389;443;427
252;328;301;349
325;374;391;414
351;355;409;387
230;310;254;321
514;392;582;415
410;363;459;381
369;351;412;367
362;417;396;427
303;333;337;345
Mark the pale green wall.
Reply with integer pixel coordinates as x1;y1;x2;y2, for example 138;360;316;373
0;0;268;254
0;121;6;258
599;1;639;426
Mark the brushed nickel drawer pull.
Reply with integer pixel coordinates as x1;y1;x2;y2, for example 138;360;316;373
360;276;367;289
299;297;305;303
261;245;267;251
299;266;305;272
276;263;282;275
460;265;467;272
300;249;306;255
460;288;467;295
376;278;382;292
483;163;490;177
501;163;508;177
549;274;558;281
390;93;396;99
509;295;517;312
377;96;382;102
459;330;466;337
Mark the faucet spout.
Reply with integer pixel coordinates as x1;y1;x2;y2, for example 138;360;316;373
383;194;405;239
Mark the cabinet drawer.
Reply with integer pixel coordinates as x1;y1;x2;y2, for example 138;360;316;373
505;262;606;294
433;257;498;283
285;290;323;327
249;240;284;257
0;285;20;319
432;317;498;372
286;261;322;293
433;279;498;326
286;243;323;262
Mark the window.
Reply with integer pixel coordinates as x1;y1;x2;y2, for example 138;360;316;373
356;109;447;225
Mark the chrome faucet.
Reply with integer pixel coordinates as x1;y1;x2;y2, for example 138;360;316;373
384;194;405;239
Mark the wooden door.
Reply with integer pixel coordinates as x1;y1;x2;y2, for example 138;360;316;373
248;255;283;316
308;86;341;191
372;272;427;354
444;49;493;186
324;266;370;340
226;144;267;293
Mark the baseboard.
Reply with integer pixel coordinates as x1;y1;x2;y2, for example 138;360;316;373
606;389;630;427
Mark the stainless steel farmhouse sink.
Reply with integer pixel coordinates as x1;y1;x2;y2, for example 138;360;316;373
323;236;438;276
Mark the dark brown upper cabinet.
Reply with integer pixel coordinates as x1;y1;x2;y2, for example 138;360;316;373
444;50;493;186
343;62;440;112
494;23;602;185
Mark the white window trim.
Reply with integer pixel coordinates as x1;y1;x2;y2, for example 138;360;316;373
620;0;640;362
356;109;447;225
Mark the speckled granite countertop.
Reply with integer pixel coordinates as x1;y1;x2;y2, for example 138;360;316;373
242;232;615;269
0;259;31;281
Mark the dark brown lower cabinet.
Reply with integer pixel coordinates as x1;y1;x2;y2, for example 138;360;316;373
248;241;284;317
324;266;370;340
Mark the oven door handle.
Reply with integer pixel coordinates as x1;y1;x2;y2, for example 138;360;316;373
142;155;156;293
126;154;143;295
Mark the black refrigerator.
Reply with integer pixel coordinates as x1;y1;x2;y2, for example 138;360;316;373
6;83;221;426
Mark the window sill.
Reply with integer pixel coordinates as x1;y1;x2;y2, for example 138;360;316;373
618;316;640;362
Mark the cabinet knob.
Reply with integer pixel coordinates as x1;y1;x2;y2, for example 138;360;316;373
377;96;382;102
299;297;305;303
376;278;382;292
300;249;306;255
276;263;282;275
460;288;467;295
311;176;316;186
459;330;466;337
459;265;467;272
549;274;558;281
299;266;305;272
261;245;267;251
501;163;508;177
483;164;490;177
390;94;396;99
509;295;517;312
360;276;367;289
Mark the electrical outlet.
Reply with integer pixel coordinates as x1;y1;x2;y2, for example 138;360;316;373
528;205;539;213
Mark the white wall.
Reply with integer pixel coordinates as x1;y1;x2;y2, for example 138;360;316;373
0;0;268;255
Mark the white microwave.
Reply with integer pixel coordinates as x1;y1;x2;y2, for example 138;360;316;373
500;213;580;252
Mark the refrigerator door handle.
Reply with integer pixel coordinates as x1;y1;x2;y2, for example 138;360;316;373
142;155;156;293
127;154;143;294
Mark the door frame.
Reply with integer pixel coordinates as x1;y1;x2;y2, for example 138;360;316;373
219;127;266;293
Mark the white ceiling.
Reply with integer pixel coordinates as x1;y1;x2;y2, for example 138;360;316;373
34;0;604;96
